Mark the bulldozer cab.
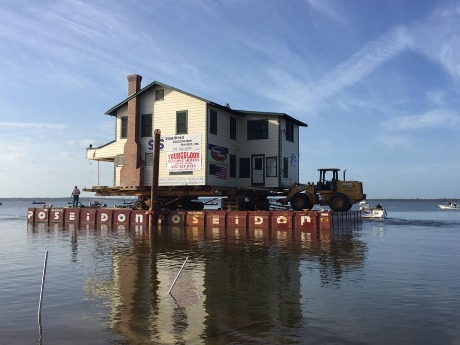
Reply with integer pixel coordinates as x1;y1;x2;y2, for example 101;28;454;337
317;168;340;191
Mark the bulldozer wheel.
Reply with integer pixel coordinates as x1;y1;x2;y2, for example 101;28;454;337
290;193;313;211
132;200;146;210
343;204;352;211
329;193;351;212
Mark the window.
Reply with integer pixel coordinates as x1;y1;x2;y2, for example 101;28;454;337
210;109;217;135
247;119;268;140
145;153;153;166
286;122;294;142
254;157;263;171
140;114;152;137
115;154;124;167
230;154;236;177
283;157;289;178
266;157;277;177
155;89;164;101
239;158;250;178
230;117;236;140
120;117;128;139
176;111;188;134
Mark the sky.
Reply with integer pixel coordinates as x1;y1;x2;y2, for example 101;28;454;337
1;0;460;199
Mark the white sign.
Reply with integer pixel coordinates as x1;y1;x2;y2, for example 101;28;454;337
167;151;202;172
162;134;201;152
159;176;205;186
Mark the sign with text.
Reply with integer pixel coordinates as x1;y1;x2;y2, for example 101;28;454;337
147;134;201;152
167;151;202;172
208;143;229;179
163;134;201;152
159;176;205;186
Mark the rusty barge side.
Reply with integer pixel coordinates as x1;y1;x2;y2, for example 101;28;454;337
27;207;361;233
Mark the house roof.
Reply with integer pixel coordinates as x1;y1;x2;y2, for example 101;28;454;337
105;80;240;116
105;80;308;127
234;110;308;127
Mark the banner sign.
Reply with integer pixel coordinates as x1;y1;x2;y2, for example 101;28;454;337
167;151;202;172
146;134;202;172
147;134;201;152
208;143;228;164
208;144;229;179
159;176;205;186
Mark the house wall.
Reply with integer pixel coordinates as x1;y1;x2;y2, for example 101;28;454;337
115;166;122;186
141;87;208;186
236;113;281;188
116;105;128;140
279;118;300;188
114;106;128;186
137;89;156;186
206;106;239;187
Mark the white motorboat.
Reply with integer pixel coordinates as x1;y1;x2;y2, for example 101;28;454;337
438;202;459;209
359;201;387;219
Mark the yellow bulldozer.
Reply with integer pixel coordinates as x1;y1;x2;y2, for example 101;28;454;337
280;168;366;212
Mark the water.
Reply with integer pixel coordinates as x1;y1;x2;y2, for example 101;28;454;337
0;198;459;345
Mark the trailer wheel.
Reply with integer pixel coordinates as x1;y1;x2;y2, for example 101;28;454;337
250;198;269;211
290;193;313;211
329;193;351;212
191;201;204;210
132;200;146;210
180;199;204;211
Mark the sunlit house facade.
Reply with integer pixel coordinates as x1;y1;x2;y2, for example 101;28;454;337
86;75;308;190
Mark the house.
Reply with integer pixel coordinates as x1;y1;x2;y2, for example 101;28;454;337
86;74;308;196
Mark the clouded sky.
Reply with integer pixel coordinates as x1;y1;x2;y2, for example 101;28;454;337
1;0;459;198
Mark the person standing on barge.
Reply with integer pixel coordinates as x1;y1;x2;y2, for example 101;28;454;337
71;186;81;207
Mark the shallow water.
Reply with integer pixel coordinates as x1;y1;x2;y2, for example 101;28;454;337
0;198;459;344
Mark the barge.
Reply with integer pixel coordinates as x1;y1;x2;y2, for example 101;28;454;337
27;207;361;233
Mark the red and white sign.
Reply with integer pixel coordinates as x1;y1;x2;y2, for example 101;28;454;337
167;151;202;172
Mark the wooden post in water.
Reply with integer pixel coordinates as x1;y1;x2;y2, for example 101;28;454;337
150;129;161;228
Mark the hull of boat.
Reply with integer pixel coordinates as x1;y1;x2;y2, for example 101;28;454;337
438;205;459;209
361;209;387;219
359;201;387;219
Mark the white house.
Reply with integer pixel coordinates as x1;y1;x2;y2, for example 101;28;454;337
86;75;308;196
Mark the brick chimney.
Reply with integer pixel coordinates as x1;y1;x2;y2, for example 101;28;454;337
120;74;144;188
128;74;142;96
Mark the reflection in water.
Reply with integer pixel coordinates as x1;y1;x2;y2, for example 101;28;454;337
372;225;385;239
28;223;366;344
